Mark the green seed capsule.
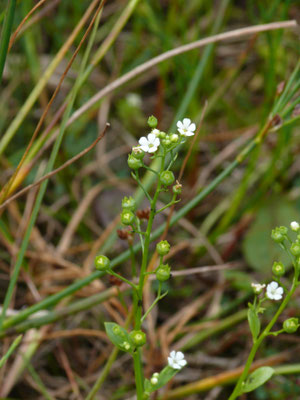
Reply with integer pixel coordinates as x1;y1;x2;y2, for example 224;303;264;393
160;171;175;186
290;242;300;257
148;115;158;128
121;210;135;225
95;255;110;271
283;318;299;333
173;183;182;195
128;154;143;170
129;330;146;347
271;227;287;243
122;196;136;211
156;264;171;281
156;240;170;256
272;261;285;277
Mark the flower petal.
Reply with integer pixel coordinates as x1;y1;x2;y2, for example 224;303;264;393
178;359;187;367
148;146;158;153
153;137;160;147
177;121;183;129
147;133;156;142
140;144;149;152
170;351;176;358
189;123;196;131
183;118;191;127
139;137;148;146
176;352;184;360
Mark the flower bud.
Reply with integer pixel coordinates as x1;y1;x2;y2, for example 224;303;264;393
122;196;136;211
159;131;166;139
156;264;171;281
162;138;171;147
128;154;143;170
290;221;300;232
121;210;135;225
148;115;158;129
283;318;299;333
132;147;145;160
160;171;175;186
156;240;170;256
95;255;110;271
122;341;131;351
271;226;287;243
170;134;179;143
272;261;285;277
129;330;146;347
150;376;158;385
173;183;182;195
290;242;300;257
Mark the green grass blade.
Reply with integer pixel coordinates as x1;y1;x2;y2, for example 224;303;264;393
0;0;16;84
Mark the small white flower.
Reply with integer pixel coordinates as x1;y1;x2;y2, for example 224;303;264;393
290;221;300;231
177;118;196;137
266;281;284;301
168;350;187;370
138;133;160;153
251;283;266;294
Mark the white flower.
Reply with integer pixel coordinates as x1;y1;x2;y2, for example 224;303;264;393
290;221;300;231
168;351;187;370
251;283;266;294
266;281;284;301
138;133;160;153
177;118;196;137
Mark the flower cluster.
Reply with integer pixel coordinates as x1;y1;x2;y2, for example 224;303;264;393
132;117;196;155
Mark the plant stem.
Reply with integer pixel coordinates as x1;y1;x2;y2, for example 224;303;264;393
133;350;144;400
132;151;166;398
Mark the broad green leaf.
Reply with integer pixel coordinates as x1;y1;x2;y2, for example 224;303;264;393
144;366;178;394
104;322;133;353
243;366;275;393
242;198;300;273
247;308;260;340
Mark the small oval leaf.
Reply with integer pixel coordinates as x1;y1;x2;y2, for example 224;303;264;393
104;322;133;353
243;366;275;393
144;366;179;394
247;308;260;340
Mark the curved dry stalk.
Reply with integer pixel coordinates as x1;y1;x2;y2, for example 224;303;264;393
0;0;105;206
8;0;48;51
69;20;297;126
0;124;109;212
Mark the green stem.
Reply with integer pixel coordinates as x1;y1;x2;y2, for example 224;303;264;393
133;350;144;400
0;334;22;368
86;346;119;400
229;274;299;400
0;0;16;84
107;269;138;291
132;151;166;397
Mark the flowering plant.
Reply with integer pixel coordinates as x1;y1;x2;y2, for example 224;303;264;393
94;116;192;399
229;221;300;399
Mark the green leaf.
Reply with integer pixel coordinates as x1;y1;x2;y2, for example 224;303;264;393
247;308;260;340
243;367;275;393
104;322;133;353
242;198;300;273
144;366;178;394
